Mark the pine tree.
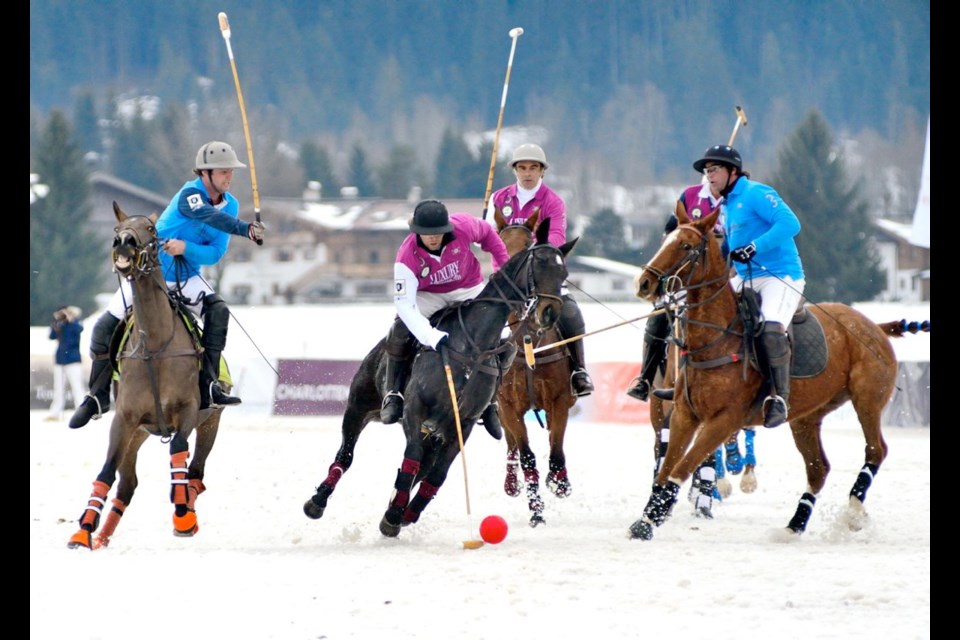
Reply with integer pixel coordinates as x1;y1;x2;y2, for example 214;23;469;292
300;140;342;197
433;127;476;198
377;144;424;199
576;208;636;264
347;144;377;197
769;109;884;304
30;110;105;325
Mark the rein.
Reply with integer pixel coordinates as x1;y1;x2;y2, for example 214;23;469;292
114;218;201;440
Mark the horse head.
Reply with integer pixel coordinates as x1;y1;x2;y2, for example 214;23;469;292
634;200;723;302
112;201;161;281
495;207;542;256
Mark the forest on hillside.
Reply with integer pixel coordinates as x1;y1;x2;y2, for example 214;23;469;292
29;0;929;218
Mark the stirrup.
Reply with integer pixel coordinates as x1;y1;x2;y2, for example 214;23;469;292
380;391;404;424
762;395;788;428
626;378;650;402
571;369;594;397
68;395;108;429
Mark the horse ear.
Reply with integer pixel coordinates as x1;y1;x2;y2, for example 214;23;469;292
675;199;691;224
559;236;579;258
149;211;159;224
526;208;540;232
113;200;128;223
535;216;552;245
493;206;507;231
702;205;721;233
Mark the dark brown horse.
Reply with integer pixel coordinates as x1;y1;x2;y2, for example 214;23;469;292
629;200;916;540
493;209;577;526
67;201;225;549
303;236;575;537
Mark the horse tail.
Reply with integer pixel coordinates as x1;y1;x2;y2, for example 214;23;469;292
876;319;930;337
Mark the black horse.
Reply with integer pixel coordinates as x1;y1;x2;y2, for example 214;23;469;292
304;227;576;537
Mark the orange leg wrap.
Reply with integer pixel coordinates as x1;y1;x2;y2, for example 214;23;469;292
78;480;111;530
93;498;126;549
169;451;190;506
187;478;206;511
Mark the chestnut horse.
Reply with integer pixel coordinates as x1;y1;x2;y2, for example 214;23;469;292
650;342;757;518
303;236;575;537
67;202;225;549
493;209;577;526
629;201;917;540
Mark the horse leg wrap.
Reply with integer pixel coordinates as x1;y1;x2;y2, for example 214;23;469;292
187;479;206;511
725;440;744;474
78;480;111;531
787;492;818;533
654;426;669;478
169;451;190;506
714;448;725;480
389;458;420;508
643;482;680;527
505;449;521;496
94;498;126;548
546;465;571;498
403;481;439;524
323;462;348;489
850;463;879;503
743;429;757;466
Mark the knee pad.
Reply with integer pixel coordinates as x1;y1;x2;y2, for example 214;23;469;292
201;294;230;349
385;317;415;359
91;313;122;354
559;295;585;336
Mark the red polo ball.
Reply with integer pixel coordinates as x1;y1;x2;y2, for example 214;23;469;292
480;515;508;544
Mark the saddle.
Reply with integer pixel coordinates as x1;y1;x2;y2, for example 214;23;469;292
107;307;232;386
739;289;828;379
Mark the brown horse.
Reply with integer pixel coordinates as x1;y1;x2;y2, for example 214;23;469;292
493;209;577;526
650;341;757;518
629;200;915;540
67;201;225;549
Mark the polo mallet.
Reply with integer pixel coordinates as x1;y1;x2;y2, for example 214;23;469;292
440;345;484;550
728;105;748;146
481;26;524;220
523;308;668;368
218;12;263;246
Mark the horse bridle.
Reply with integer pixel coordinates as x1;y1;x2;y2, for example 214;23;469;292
113;217;163;280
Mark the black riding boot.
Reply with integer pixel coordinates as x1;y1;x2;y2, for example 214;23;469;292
69;313;121;429
381;317;414;424
559;295;594;396
627;312;670;402
200;295;241;409
761;324;791;428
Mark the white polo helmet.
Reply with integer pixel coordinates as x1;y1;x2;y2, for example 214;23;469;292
195;141;247;170
510;143;548;169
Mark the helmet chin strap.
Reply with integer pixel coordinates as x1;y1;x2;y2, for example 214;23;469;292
719;172;740;198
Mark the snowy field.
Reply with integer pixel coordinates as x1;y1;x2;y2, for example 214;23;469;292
31;407;930;640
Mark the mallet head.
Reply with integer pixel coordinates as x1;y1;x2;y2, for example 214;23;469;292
509;27;524;38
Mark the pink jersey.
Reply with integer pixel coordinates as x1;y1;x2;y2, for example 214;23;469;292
490;182;567;269
394;213;509;294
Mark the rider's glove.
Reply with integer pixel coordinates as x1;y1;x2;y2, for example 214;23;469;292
730;242;757;264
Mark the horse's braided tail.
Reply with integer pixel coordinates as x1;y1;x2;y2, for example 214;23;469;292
877;319;930;337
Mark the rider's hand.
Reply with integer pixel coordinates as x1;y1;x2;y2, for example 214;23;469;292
730;242;757;263
248;221;265;245
432;334;449;351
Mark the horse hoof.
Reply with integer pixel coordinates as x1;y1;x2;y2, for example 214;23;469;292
695;506;714;520
173;511;198;536
740;468;758;493
529;515;546;528
303;495;327;520
67;529;93;550
717;477;733;499
546;472;572;498
379;515;401;538
628;518;654;540
93;535;111;549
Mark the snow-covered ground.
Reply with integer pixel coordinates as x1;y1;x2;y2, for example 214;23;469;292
31;407;930;639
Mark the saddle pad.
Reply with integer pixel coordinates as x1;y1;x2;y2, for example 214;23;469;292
790;309;828;378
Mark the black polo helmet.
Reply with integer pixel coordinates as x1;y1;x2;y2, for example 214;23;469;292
692;145;742;173
409;199;454;235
